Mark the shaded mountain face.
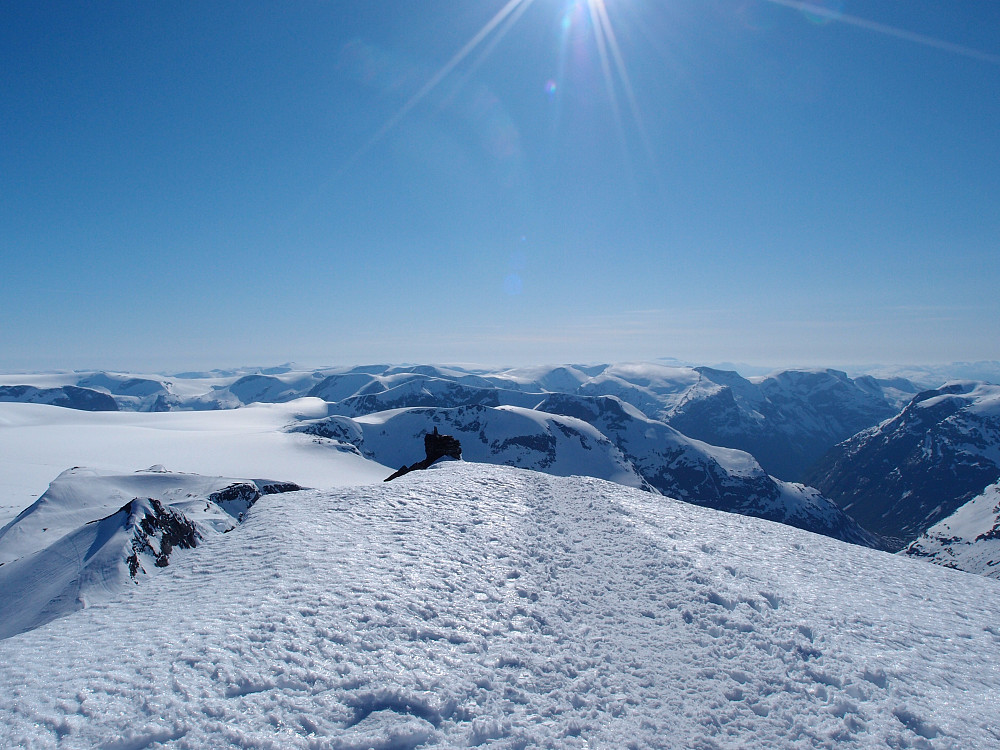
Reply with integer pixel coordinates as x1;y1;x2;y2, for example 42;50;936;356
903;481;1000;578
653;368;900;481
805;382;1000;550
294;398;884;549
0;385;118;411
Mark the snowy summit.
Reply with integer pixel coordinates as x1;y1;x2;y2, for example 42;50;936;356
1;462;998;748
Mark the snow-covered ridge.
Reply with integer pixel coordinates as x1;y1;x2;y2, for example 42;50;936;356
0;463;997;748
0;467;303;639
904;480;1000;578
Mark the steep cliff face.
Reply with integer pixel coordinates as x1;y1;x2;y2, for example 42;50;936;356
805;382;1000;548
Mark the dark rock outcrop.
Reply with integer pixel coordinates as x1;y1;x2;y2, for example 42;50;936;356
385;428;462;481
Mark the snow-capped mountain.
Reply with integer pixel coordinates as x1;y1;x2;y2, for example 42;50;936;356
656;368;900;481
294;403;653;491
903;480;1000;578
294;396;883;548
0;384;118;411
532;393;883;547
806;381;1000;549
309;363;904;481
1;463;998;748
0;467;303;639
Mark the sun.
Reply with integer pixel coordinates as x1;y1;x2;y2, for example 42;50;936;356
337;0;654;177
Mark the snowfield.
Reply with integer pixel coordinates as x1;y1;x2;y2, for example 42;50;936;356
1;462;998;749
0;400;390;525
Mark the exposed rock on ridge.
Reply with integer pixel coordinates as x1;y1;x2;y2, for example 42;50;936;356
385;428;462;481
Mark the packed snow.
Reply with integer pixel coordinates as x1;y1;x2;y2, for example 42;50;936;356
1;462;998;749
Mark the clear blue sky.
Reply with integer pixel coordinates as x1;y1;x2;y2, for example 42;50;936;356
2;0;998;371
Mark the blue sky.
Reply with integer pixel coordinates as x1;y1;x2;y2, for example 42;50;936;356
2;0;998;372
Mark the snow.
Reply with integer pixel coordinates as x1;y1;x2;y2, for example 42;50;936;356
1;462;998;749
0;400;390;525
313;403;649;490
0;467;306;640
904;481;1000;578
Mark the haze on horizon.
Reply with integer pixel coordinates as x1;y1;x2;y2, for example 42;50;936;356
2;1;998;372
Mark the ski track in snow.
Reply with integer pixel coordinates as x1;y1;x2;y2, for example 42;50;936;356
1;463;999;749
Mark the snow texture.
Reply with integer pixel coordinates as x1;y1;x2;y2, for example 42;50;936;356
1;462;998;749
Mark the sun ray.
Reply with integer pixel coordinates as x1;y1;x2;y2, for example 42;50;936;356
587;0;628;147
442;0;537;110
766;0;1000;65
589;0;658;167
335;0;537;178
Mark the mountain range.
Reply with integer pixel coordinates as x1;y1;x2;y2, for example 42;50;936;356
3;362;1000;575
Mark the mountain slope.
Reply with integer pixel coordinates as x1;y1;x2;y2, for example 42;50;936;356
533;393;883;547
0;463;997;749
903;480;1000;578
0;467;303;639
805;382;1000;548
294;404;652;491
664;368;900;480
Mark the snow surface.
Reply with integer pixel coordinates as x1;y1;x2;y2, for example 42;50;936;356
0;400;389;525
1;462;998;749
0;467;304;639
